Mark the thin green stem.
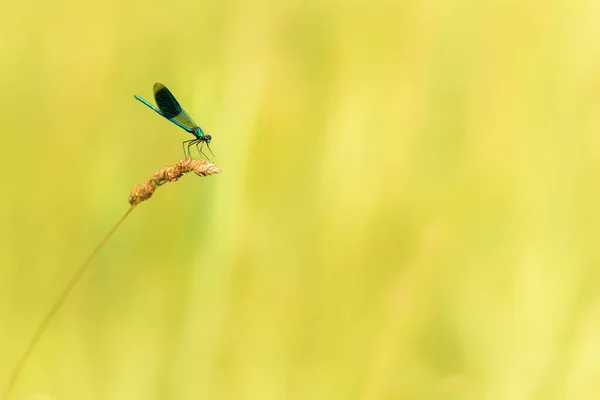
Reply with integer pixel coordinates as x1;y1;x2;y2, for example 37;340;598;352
2;205;137;400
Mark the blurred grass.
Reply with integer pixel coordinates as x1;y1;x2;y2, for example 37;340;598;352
2;0;600;399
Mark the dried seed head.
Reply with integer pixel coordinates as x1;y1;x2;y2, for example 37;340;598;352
129;158;220;205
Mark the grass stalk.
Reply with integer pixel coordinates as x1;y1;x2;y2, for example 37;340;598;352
2;157;220;399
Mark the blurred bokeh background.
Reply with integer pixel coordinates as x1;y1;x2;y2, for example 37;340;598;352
2;0;600;398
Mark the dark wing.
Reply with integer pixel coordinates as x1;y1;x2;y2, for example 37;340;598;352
153;82;199;131
154;83;183;119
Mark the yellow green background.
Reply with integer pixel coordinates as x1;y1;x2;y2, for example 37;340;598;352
2;0;600;399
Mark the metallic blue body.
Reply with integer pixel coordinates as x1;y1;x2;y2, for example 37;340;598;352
134;94;203;138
